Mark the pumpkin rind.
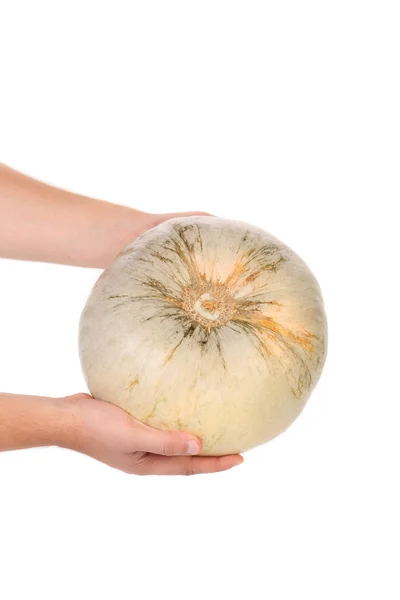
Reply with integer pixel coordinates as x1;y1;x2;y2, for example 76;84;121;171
79;217;327;455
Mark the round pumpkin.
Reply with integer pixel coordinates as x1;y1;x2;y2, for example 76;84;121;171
79;217;327;455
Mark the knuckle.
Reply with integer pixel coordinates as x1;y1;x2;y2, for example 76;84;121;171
131;452;152;475
182;462;196;476
163;433;179;456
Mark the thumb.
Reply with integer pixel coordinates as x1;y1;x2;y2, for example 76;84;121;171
132;421;202;456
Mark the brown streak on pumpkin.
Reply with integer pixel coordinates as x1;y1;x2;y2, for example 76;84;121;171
171;226;203;274
194;223;204;252
127;376;140;392
236;311;316;354
213;329;227;372
241;258;284;284
174;226;208;281
230;321;272;361
108;294;130;299
144;397;167;422
236;299;281;311
164;323;197;364
119;247;136;257
164;337;185;364
223;244;285;290
150;250;174;264
222;258;250;287
231;313;315;399
236;231;252;255
138;277;185;312
206;427;228;451
145;241;193;293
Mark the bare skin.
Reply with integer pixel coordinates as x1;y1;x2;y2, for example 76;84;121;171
0;164;243;475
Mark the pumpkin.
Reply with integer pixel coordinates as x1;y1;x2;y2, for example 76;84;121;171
79;217;327;455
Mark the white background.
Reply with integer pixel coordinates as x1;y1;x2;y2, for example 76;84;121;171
0;1;399;599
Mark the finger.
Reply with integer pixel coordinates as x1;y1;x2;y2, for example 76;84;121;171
137;454;244;476
163;211;215;219
132;421;202;456
177;211;213;217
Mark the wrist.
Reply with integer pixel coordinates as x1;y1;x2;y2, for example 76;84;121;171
91;206;153;269
31;395;81;450
53;394;88;452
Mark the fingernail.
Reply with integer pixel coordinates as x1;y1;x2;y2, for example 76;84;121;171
186;440;201;455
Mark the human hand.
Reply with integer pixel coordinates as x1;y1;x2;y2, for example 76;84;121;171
63;393;243;475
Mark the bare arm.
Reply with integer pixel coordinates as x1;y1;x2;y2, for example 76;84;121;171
0;393;74;451
0;163;205;268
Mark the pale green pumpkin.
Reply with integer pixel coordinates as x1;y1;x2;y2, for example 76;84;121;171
79;217;327;455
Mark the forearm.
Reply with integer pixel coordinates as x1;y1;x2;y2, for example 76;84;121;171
0;164;154;268
0;393;76;452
